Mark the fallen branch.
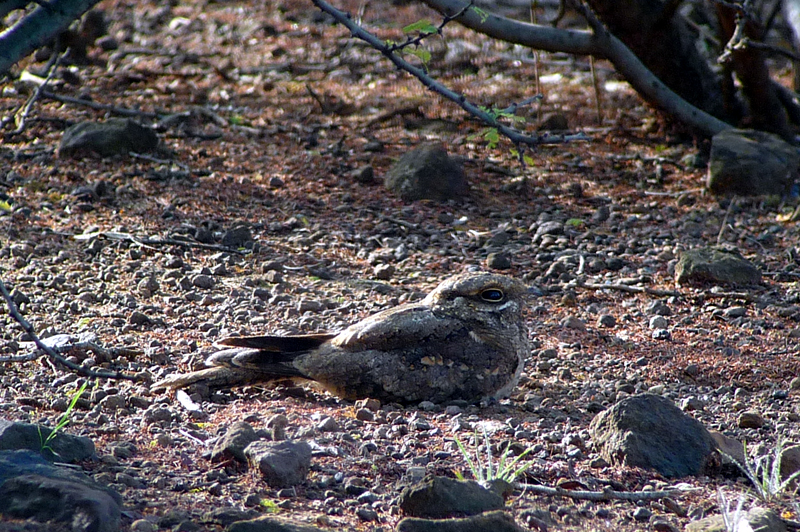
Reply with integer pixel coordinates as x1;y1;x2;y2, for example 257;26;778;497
517;482;689;501
0;277;139;381
577;280;761;303
74;230;249;254
41;89;159;119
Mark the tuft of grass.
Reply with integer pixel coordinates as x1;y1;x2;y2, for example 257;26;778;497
721;438;800;503
452;426;532;488
38;381;88;457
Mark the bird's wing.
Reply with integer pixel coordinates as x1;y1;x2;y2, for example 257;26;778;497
331;304;460;352
216;332;336;352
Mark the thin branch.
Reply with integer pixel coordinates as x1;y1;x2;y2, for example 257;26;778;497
9;49;68;134
0;277;139;381
311;0;589;148
578;281;682;298
386;1;473;54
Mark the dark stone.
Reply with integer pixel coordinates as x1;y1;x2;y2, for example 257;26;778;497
351;165;374;184
211;422;258;464
537;113;569;131
397;510;524;532
486;252;512;270
59;118;159;158
0;419;94;463
707;128;798;196
384;144;467;201
0;474;121;532
221;225;253;248
589;394;716;478
398;476;504;519
202;507;259;527
675;247;760;286
245;440;311;488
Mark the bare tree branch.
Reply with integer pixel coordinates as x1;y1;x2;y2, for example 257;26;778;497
0;0;102;75
420;0;733;137
312;0;589;149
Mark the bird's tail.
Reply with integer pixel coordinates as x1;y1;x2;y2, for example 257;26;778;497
150;333;336;392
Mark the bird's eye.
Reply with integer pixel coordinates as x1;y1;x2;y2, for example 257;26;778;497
480;288;505;302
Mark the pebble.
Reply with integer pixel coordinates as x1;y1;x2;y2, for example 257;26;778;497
486;251;512;269
561;316;586;331
596;314;616;328
724;306;747;318
192;274;214;289
737;411;765;429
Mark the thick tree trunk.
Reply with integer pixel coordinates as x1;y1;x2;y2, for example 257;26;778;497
584;0;731;122
714;2;792;139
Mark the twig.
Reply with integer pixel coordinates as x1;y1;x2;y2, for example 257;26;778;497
717;196;737;245
517;483;687;501
0;277;139;381
129;151;191;172
40;89;159;119
578;281;682;298
0;335;142;363
311;0;589;149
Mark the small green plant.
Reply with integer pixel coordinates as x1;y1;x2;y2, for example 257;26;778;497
259;499;281;513
452;426;532;487
39;381;88;456
722;438;800;503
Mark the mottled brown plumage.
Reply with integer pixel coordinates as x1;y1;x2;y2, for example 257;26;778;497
152;272;530;403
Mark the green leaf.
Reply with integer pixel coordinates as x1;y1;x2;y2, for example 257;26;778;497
484;128;500;149
403;19;438;34
523;155;535;166
0;200;11;212
407;48;431;64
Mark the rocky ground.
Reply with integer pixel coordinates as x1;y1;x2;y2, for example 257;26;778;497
1;0;800;530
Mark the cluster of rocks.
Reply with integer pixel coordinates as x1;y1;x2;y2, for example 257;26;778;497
1;389;798;531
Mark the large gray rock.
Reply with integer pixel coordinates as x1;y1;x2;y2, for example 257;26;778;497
0;419;95;463
0;474;122;532
397;510;524;532
384;144;467;201
226;516;324;532
59;118;159;158
685;507;786;532
398;476;504;518
675;247;760;287
707;128;798;196
780;444;800;484
245;440;311;488
589;394;716;478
